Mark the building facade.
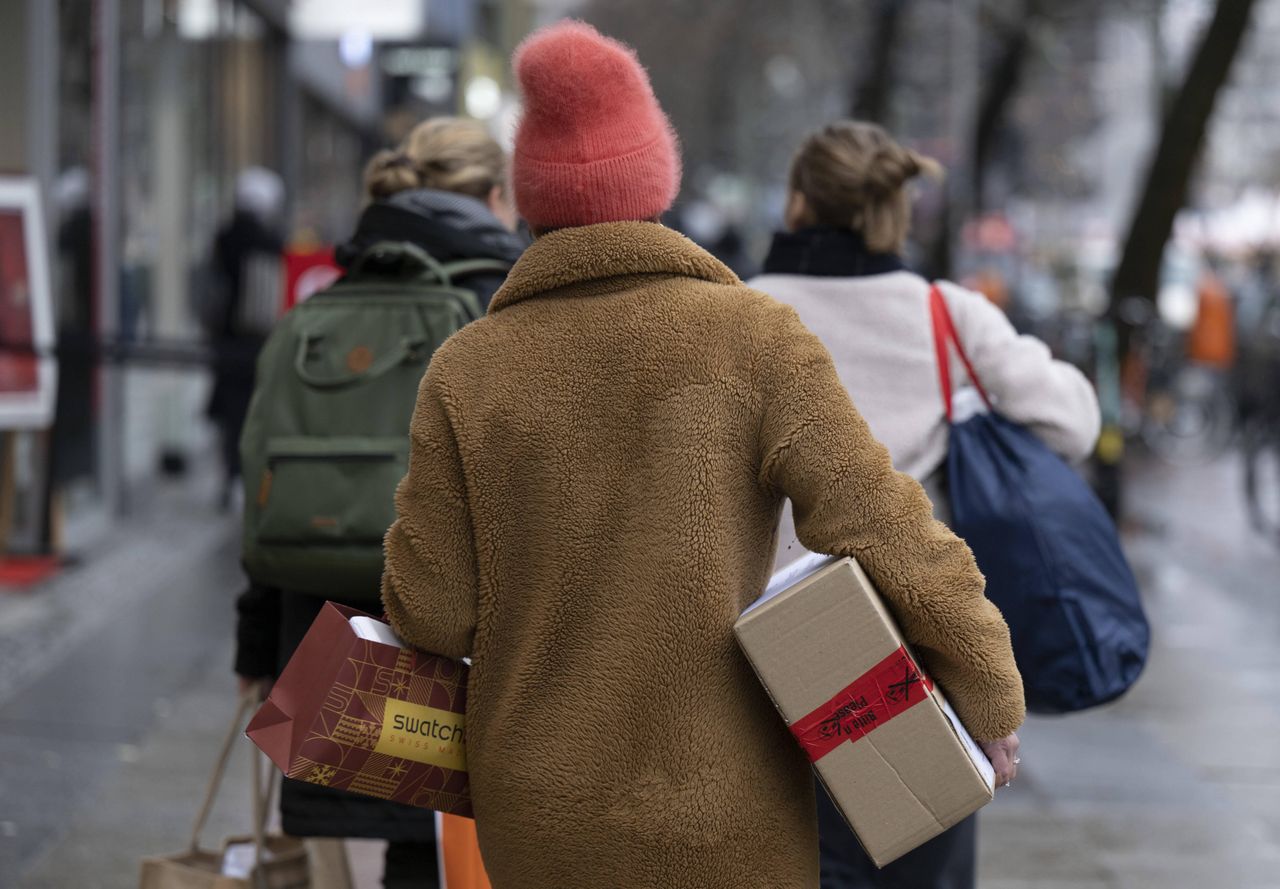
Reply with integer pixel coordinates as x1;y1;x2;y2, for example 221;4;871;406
2;0;530;554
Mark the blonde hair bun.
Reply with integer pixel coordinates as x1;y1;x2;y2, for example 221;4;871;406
364;117;508;203
789;121;942;253
364;150;421;201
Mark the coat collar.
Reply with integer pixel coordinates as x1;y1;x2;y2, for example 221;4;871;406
488;221;739;314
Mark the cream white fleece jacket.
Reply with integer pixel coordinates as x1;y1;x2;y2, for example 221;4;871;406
748;270;1102;481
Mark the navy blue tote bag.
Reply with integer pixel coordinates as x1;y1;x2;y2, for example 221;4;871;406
930;286;1149;713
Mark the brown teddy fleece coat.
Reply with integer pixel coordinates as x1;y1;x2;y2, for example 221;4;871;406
382;221;1024;889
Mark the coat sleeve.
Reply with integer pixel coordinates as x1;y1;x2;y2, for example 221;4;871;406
757;305;1025;741
942;282;1101;463
381;371;479;661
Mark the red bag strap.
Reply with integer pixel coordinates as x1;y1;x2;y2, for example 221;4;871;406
929;284;992;421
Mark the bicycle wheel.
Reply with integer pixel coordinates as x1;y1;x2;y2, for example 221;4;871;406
1143;367;1237;464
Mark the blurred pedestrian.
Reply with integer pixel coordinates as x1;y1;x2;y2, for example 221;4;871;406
234;117;524;889
1187;264;1236;371
749;120;1101;889
1235;250;1280;428
381;23;1023;889
205;168;285;509
44;167;96;551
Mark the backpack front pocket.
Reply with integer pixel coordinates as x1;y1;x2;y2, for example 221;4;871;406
257;437;409;545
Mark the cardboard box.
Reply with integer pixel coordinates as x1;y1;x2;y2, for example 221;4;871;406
246;602;473;815
734;554;995;867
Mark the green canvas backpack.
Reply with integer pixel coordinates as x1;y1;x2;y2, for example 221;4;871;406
239;241;509;599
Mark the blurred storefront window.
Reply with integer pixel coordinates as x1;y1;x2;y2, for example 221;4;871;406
295;95;366;243
108;0;284;485
39;0;296;539
15;0;428;544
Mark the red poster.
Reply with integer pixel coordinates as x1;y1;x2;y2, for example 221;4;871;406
0;178;55;429
284;247;342;310
0;210;38;394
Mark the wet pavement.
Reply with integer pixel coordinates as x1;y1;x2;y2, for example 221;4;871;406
977;456;1280;889
0;481;250;887
1;456;1278;888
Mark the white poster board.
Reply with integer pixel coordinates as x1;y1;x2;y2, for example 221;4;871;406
0;178;57;429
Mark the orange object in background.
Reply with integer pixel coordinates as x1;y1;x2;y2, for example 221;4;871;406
438;813;492;889
961;268;1011;313
1187;272;1236;369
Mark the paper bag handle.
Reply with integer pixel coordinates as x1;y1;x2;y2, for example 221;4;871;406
249;723;281;882
187;690;274;865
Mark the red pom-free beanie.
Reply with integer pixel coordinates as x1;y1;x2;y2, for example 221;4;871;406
511;21;681;230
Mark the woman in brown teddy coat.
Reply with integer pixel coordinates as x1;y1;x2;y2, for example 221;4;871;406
381;21;1024;889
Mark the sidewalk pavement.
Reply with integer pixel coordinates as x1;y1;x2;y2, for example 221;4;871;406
0;480;249;886
976;455;1280;889
2;456;1278;888
0;478;390;889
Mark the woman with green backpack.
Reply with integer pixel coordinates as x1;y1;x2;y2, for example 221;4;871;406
233;117;527;889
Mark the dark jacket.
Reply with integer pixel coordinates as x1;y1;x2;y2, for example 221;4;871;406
335;187;527;310
211;209;286;340
234;187;526;841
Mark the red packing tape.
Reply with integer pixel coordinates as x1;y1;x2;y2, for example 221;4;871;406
788;646;934;763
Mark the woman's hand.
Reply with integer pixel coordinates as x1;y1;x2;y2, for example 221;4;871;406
979;732;1020;789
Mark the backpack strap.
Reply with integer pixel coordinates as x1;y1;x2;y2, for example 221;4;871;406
348;243;511;288
348;241;449;282
929;284;992;421
438;258;514;281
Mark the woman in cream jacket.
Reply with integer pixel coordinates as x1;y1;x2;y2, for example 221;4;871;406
750;121;1100;889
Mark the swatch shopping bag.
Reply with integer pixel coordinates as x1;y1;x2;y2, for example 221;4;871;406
246;602;472;814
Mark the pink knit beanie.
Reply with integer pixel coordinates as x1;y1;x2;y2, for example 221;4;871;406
511;21;681;230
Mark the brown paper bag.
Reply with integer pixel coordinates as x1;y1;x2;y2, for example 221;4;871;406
139;695;310;889
302;840;353;889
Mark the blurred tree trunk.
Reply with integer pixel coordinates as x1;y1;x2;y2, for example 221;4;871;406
1109;0;1258;351
851;0;908;123
928;0;1041;278
972;0;1041;214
